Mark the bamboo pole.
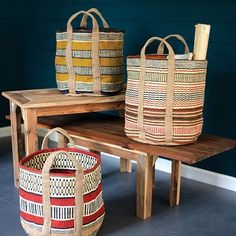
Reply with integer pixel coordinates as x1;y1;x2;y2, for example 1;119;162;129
193;24;211;60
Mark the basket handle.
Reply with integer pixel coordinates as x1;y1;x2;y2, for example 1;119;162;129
138;37;175;143
41;127;75;149
157;34;190;54
80;8;109;28
42;151;84;236
66;11;101;95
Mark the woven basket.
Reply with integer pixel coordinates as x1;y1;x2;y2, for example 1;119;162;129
19;128;105;236
55;8;124;96
125;35;208;145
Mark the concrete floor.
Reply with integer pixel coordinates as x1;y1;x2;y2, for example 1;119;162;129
1;136;236;236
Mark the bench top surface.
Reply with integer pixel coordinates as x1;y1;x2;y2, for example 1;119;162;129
2;89;125;108
38;114;236;164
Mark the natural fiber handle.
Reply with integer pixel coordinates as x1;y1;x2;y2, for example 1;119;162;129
80;8;109;28
42;151;84;236
66;11;101;95
138;37;175;143
157;34;190;55
41;127;75;149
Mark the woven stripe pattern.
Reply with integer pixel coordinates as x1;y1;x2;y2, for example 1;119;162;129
55;31;124;94
125;57;208;145
19;148;105;236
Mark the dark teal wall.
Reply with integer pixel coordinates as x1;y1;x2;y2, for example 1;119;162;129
1;0;236;176
0;0;27;126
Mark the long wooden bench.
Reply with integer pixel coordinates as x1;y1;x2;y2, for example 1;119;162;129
39;113;236;219
6;113;236;219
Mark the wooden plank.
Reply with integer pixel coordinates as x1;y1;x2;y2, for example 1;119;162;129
72;135;141;160
36;102;124;116
2;92;30;107
36;114;236;164
120;158;132;173
3;89;125;109
136;154;154;219
23;108;38;155
38;114;82;128
68;128;146;156
169;160;181;207
60;115;236;164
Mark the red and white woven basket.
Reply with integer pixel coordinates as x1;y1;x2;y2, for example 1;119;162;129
19;128;105;236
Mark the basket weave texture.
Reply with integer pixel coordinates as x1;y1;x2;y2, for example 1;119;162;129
125;35;208;145
19;128;105;236
55;8;124;96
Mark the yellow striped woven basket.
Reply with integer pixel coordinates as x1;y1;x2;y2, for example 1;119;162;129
55;8;124;96
125;35;208;145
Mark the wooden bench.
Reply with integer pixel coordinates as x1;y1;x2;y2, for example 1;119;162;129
38;114;236;219
6;113;236;220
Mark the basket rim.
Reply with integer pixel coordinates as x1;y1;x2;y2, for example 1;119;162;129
127;54;208;62
19;147;101;176
56;27;125;33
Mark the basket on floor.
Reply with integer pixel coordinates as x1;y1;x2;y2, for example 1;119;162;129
55;8;124;96
19;128;105;236
125;35;208;145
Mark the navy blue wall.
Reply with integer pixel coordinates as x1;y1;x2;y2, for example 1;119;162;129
0;0;27;126
1;0;236;176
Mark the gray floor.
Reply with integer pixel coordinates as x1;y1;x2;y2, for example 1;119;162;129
1;136;236;236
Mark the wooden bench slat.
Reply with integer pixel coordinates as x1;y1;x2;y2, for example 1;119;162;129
52;114;236;164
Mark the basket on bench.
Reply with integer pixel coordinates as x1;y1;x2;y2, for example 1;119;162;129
19;128;105;236
125;35;208;145
55;8;124;96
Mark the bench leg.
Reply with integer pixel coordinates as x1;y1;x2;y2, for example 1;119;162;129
23;108;38;155
169;160;181;207
44;133;68;149
58;134;67;148
10;102;22;187
89;149;132;173
136;154;154;219
89;149;101;156
152;156;158;189
120;158;132;173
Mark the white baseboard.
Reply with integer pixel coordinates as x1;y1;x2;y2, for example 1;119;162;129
1;126;236;192
154;158;236;192
181;164;236;192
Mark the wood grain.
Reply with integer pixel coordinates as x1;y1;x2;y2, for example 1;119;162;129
9;102;21;187
136;154;154;219
36;102;124;116
169;160;181;207
2;92;30;108
2;89;125;109
55;114;236;164
120;158;132;173
23;108;38;155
